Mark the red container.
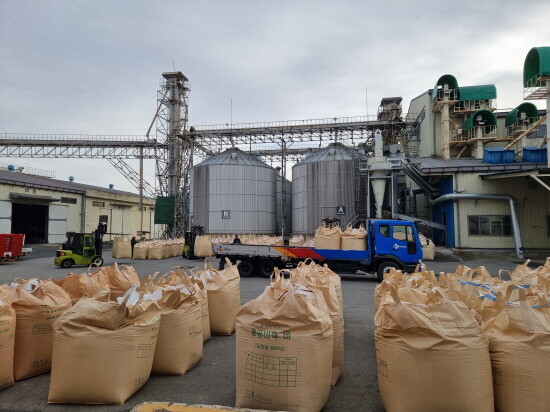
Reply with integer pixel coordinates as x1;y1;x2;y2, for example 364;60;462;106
0;234;25;259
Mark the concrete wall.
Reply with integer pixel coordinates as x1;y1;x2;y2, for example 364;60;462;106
455;173;550;249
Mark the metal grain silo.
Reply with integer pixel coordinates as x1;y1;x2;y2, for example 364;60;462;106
190;148;277;234
292;143;360;234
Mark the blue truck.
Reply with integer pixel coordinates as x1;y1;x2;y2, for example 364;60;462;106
213;219;423;280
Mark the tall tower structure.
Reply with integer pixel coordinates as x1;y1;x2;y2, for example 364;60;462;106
155;72;191;237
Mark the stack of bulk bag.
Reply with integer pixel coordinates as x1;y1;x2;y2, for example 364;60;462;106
314;225;341;250
133;242;149;260
340;224;366;251
53;269;108;305
236;270;333;412
482;285;550;412
205;259;241;335
112;236;132;259
11;280;72;380
148;284;203;375
48;287;161;405
194;235;214;257
0;292;16;389
375;281;494;412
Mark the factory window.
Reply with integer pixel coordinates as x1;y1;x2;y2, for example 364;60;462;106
60;197;77;204
468;215;512;236
92;201;105;207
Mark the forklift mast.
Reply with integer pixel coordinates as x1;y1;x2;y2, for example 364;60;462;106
94;222;107;256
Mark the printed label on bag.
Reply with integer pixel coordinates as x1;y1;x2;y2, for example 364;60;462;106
188;324;201;338
137;344;154;358
246;352;297;387
32;324;52;335
31;359;51;369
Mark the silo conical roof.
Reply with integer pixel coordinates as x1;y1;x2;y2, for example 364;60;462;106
196;147;272;168
296;143;361;165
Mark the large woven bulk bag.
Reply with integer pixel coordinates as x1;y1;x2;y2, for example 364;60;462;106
48;289;161;404
11;280;72;380
98;263;140;300
151;285;203;375
320;263;343;311
375;282;494;412
314;225;341;250
170;242;183;257
236;272;333;412
133;242;149;260
148;243;165;260
420;234;435;261
112;236;132;259
206;260;241;335
290;261;343;385
194;235;214;257
340;224;366;251
482;285;550;412
53;269;108;305
182;269;211;343
0;295;16;389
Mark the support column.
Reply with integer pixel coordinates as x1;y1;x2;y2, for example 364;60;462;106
442;98;450;159
473;127;484;159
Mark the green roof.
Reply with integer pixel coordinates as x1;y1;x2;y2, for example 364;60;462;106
505;103;540;127
523;46;550;86
458;85;496;101
432;74;459;101
462;110;497;130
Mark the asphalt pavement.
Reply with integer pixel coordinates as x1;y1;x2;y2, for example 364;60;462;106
0;247;547;412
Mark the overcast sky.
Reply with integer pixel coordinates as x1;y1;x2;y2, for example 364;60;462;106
1;0;549;192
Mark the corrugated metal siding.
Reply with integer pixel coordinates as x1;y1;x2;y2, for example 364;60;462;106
190;163;277;234
292;159;356;234
456;173;550;249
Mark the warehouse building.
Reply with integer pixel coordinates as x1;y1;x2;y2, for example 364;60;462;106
0;168;155;243
403;47;549;253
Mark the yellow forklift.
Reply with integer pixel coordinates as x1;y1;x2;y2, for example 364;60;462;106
54;222;107;268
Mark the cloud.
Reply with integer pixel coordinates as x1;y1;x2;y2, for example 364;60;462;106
1;0;549;192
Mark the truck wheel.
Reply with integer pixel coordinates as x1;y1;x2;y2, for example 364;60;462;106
237;260;255;277
61;259;74;269
92;256;104;267
376;260;402;281
259;260;275;277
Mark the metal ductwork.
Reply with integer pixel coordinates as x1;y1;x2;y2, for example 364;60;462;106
402;164;439;198
432;193;524;259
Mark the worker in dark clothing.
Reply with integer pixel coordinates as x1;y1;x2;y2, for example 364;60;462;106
131;236;137;257
232;235;241;244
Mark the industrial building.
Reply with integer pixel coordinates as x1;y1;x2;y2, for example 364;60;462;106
401;47;549;255
1;47;548;256
0;167;155;243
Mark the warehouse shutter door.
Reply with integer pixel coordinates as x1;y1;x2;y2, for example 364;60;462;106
48;204;67;243
0;200;11;233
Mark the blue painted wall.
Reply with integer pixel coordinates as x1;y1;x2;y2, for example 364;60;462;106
432;176;455;247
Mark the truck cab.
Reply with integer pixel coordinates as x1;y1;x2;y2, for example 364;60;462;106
369;219;423;278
